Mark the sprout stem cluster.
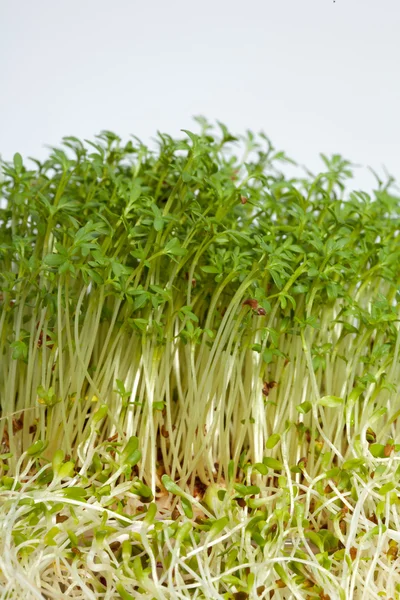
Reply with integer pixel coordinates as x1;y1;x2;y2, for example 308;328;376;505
1;120;400;599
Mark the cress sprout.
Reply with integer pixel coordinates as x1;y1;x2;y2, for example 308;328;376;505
1;120;400;599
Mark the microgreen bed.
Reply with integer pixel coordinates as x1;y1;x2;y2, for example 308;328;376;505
0;119;400;599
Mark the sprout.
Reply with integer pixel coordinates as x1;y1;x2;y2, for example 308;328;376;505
1;120;400;598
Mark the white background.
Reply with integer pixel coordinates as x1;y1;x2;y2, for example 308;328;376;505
1;0;399;193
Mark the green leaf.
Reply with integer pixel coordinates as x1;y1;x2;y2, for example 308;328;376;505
116;584;135;600
164;238;187;256
266;433;281;449
161;474;184;497
10;340;28;361
153;401;165;411
57;461;75;479
153;217;164;231
52;450;65;473
44;526;60;546
62;487;88;500
262;457;283;471
181;497;193;519
123;436;139;456
131;481;152;498
144;502;157;524
304;530;324;553
26;440;48;456
13;152;23;172
234;483;260;496
253;462;268;475
369;443;386;458
296;401;312;414
44;254;67;267
262;349;273;364
92;404;108;424
125;449;141;467
378;482;395;495
182;171;192;183
133;293;149;310
317;395;343;407
209;516;229;538
342;458;365;471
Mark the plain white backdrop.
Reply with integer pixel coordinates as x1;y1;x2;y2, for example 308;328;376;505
1;0;399;192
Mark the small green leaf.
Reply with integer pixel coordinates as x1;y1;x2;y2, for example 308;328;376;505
26;440;48;456
176;521;193;543
262;457;283;471
153;217;164;231
342;458;365;471
92;404;108;424
304;531;324;553
153;401;165;411
209;516;229;538
11;340;28;361
296;401;312;414
13;152;23;172
378;482;395;495
96;484;111;497
58;461;75;479
262;349;273;364
125;449;141;466
116;584;135;600
62;487;88;500
317;395;343;407
369;443;386;458
234;483;260;496
164;238;187;256
44;526;60;546
266;433;281;449
123;436;139;456
181;497;193;519
253;462;268;475
144;502;157;524
131;480;152;499
44;254;67;267
161;474;184;497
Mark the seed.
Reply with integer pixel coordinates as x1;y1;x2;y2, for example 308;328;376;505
365;427;376;443
384;443;395;457
242;298;258;309
262;381;277;396
256;586;266;595
56;514;68;523
12;417;24;433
